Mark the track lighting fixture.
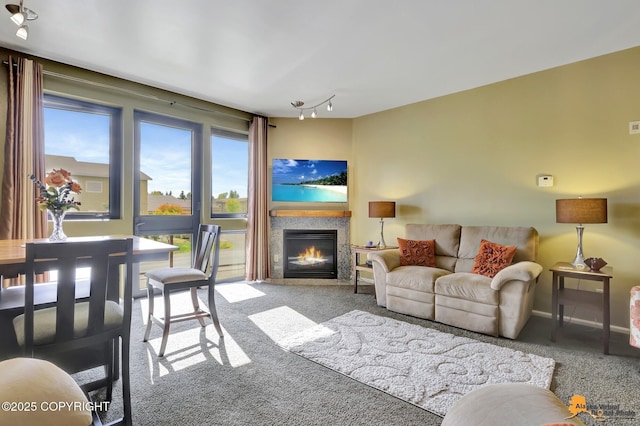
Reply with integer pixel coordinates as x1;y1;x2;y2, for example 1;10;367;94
5;0;37;40
291;95;335;120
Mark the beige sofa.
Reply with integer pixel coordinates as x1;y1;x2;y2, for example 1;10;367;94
368;224;542;339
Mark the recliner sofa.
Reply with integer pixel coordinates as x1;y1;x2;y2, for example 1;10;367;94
368;224;542;339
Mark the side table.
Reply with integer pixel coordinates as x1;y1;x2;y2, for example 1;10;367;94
549;262;613;354
351;245;397;294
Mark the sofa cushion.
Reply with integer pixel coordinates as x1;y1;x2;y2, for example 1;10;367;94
456;226;538;272
398;238;436;267
387;266;451;293
471;239;517;278
435;272;498;305
406;224;461;272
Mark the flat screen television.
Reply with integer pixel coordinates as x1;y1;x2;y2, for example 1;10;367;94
272;159;348;203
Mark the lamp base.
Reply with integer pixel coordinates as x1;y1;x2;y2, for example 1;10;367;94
377;218;387;249
571;225;587;268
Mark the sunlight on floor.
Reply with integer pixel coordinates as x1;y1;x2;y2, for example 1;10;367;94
139;293;252;382
248;306;326;345
216;282;266;303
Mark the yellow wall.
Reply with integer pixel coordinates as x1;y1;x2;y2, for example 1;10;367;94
268;118;353;212
269;46;640;328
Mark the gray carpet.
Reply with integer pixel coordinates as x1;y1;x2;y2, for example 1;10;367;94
95;282;640;425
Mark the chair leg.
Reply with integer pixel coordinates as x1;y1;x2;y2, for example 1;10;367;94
158;290;171;357
105;339;114;402
190;287;206;327
122;333;132;426
143;283;154;342
208;285;223;337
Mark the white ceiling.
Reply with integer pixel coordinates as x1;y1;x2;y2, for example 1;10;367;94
1;1;640;118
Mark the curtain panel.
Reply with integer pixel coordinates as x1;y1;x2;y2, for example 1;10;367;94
245;116;269;281
0;56;46;241
0;57;46;286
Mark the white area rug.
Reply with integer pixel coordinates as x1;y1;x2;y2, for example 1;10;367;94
279;310;555;417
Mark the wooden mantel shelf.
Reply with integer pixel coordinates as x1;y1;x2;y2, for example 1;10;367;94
269;210;352;218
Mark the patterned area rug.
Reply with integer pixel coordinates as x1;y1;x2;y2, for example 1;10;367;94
279;310;555;417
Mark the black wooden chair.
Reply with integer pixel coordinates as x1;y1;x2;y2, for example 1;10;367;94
144;224;223;357
12;238;134;426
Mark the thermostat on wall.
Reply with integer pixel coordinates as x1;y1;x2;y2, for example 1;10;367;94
536;174;554;187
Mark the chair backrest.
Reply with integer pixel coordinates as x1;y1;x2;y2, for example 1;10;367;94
192;224;221;280
23;238;134;353
192;224;220;279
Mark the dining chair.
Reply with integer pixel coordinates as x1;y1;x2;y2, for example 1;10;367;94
12;238;134;426
144;224;223;357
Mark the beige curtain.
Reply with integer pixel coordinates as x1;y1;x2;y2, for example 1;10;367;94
245;116;270;281
0;56;46;242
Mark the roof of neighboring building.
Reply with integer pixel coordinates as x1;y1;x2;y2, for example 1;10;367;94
46;154;152;180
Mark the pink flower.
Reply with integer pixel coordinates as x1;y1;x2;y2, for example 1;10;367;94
70;182;82;194
45;170;68;187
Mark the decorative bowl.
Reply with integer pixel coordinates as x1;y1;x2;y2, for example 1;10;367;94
584;257;607;272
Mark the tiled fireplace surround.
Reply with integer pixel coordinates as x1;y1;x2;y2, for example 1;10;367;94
269;210;351;281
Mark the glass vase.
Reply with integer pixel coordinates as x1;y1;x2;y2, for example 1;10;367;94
48;209;67;241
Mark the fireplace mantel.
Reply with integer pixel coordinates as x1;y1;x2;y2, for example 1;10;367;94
269;210;352;218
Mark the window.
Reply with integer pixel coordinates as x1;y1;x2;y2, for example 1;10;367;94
43;94;122;219
211;129;248;218
211;129;248;282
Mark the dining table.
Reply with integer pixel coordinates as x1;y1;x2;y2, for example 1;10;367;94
0;235;178;311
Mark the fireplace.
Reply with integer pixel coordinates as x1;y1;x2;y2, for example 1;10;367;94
283;229;338;279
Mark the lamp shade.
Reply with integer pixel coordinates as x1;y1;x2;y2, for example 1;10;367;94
556;198;607;224
369;201;395;218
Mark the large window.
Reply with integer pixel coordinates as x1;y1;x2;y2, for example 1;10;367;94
211;129;248;218
43;94;123;219
211;129;248;282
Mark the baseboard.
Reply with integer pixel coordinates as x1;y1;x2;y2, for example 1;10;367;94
266;278;352;286
532;309;630;334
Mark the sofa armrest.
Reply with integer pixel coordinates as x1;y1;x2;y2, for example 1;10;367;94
366;249;400;307
490;261;543;291
367;249;401;273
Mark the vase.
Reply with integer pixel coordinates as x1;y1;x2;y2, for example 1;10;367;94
48;209;67;241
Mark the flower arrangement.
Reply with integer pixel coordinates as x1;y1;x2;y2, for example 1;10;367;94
29;169;82;212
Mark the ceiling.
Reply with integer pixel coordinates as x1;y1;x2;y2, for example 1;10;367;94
1;1;640;119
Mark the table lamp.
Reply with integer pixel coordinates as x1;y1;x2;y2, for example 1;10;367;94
555;198;607;267
368;201;395;249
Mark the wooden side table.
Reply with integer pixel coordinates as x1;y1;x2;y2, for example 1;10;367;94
351;245;397;294
549;262;613;354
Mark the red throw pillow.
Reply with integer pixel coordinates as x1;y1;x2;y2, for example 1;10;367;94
397;238;436;267
471;239;517;278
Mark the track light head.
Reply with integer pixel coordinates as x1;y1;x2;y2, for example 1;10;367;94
298;111;304;120
16;24;27;39
327;101;333;112
9;10;23;25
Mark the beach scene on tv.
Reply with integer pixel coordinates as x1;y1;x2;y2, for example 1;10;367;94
272;159;348;202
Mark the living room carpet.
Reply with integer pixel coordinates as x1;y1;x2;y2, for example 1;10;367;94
279;310;555;417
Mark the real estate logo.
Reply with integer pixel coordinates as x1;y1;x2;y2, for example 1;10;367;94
565;394;636;423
